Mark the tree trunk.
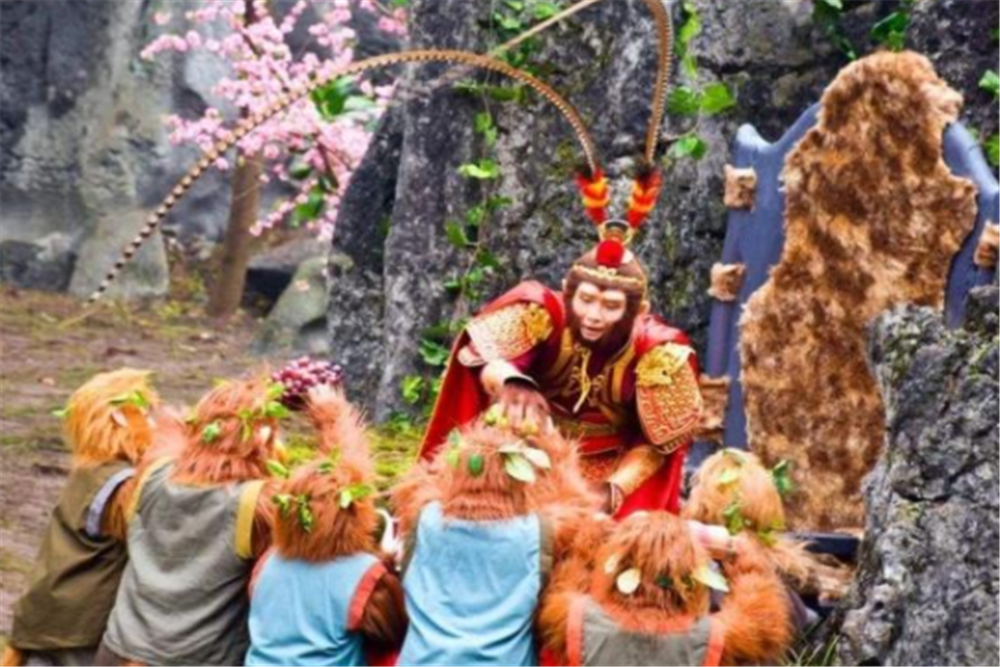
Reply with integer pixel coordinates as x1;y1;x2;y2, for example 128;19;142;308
206;153;263;320
206;0;263;321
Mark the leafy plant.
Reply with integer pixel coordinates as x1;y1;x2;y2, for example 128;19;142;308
870;0;915;52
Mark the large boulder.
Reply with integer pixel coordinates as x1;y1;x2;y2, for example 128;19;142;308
833;286;999;666
253;255;342;357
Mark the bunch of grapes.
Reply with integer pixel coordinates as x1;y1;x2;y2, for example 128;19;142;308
272;356;344;409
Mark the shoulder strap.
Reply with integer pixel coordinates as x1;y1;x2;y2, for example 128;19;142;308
125;456;173;524
566;595;588;667
84;466;136;539
235;479;267;560
347;559;389;632
702;617;726;667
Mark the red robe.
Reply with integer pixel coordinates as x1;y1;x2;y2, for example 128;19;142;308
420;282;700;517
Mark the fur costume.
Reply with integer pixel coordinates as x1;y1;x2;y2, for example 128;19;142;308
97;374;282;666
246;390;407;666
539;512;794;666
740;52;978;530
4;369;172;667
392;419;598;666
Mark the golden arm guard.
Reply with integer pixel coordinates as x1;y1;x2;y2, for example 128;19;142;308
607;445;666;497
635;343;704;452
456;302;553;367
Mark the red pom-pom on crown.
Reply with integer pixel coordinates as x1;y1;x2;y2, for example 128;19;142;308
596;238;625;268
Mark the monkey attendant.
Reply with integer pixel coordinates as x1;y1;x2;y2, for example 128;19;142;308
3;369;181;667
246;387;407;666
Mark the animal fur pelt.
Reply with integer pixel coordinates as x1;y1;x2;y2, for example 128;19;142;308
739;51;978;530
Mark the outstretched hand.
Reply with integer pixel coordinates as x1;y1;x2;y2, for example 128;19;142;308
305;384;347;425
495;381;552;435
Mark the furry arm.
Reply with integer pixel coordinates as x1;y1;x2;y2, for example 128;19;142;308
358;568;409;652
714;541;794;665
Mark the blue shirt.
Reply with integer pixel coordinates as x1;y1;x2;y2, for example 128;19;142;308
398;502;544;666
246;552;381;666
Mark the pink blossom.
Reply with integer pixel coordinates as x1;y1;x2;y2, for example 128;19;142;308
153;11;171;26
143;0;408;237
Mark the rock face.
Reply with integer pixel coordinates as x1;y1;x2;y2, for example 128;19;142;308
0;0;391;298
329;0;999;417
834;286;999;666
1;0;189;298
253;255;337;357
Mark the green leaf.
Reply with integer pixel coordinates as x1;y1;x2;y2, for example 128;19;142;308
486;195;513;212
272;493;293;517
474;112;497;146
468;452;485;477
503;452;536;483
401;375;425;405
263;401;291;420
692;564;729;592
484;404;503;426
772;460;795;497
870;11;909;50
985;134;999;167
457;159;501;180
718;467;741;487
476;248;502;271
419;338;451;367
311;77;354;120
344;95;377;112
533;1;560;19
291;188;325;225
110;390;150;411
339;483;374;509
666;86;702;116
677;1;702;49
266;459;290;479
445;221;471;249
700;82;736;115
297;495;315;532
979;70;1000;99
466;204;487;228
289;162;312;180
52;406;70;419
722;499;746;535
817;0;843;9
667;134;708;160
202;420;222;444
267;382;286;401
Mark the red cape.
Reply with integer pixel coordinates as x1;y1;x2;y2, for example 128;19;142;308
419;281;696;517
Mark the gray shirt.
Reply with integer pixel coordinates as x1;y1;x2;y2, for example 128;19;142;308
102;460;263;666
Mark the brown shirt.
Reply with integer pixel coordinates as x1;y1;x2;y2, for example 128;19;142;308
12;461;134;650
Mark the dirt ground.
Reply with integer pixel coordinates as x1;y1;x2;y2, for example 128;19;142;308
0;286;419;637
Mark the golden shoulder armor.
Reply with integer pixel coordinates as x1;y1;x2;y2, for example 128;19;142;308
635;343;703;450
464;302;553;363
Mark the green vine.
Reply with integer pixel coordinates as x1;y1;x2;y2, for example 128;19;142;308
394;2;557;425
662;1;738;163
979;59;999;168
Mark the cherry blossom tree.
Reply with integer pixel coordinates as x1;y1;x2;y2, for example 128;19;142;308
143;0;407;318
